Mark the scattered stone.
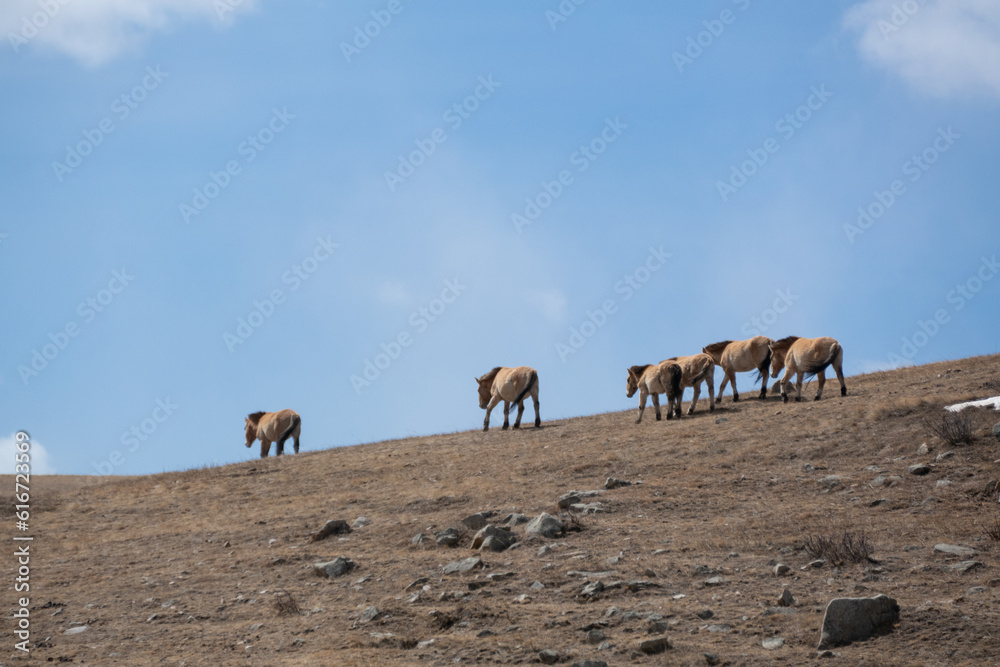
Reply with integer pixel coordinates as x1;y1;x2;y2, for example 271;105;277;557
869;498;892;507
763;607;797;616
763;637;784;650
704;653;720;665
441;556;483;574
579;581;605;599
705;576;725;586
588;629;606;644
514;594;531;604
539;649;560;665
949;560;983;573
525;513;565;539
639;636;672;654
806;559;826;569
917;443;929;456
696;609;714;620
435;528;460;547
871;475;886;487
476;629;494;638
500;513;529;526
648;620;669;634
777;589;794;607
909;464;931;476
359;606;379;622
411;533;430;546
605;477;633;489
352;516;371;528
968;586;987;594
934;544;975;556
707;624;732;633
774;563;791;577
818;649;835;658
571;502;605;514
486;571;515;581
461;512;495;531
936;480;953;487
405;577;429;591
530;581;545;590
644;568;657;578
819;475;841;487
993;422;1000;442
936;451;955;461
558;493;582;509
606;552;624;565
715;417;728;424
308;520;351;542
64;625;88;635
313;557;355;579
569;661;608;667
471;525;517;552
818;594;900;649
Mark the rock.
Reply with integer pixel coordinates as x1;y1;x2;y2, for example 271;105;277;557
605;477;633;489
500;513;529;526
763;637;784;650
774;563;791;577
936;480;952;487
909;464;931;476
359;606;379;622
817;594;900;649
949;560;983;572
806;559;826;569
707;624;732;633
539;650;560;665
352;516;371;528
934;543;976;556
639;636;672;654
871;475;886;487
763;607;797;616
777;589;794;607
968;586;988;594
715;417;728;424
917;443;929;455
461;512;495;531
530;581;545;590
514;594;531;604
588;629;606;644
471;525;516;552
819;475;841;487
557;493;582;509
441;556;483;574
570;661;608;667
705;576;725;586
308;519;351;542
648;620;669;633
411;533;430;546
936;451;955;461
405;577;429;591
818;649;835;658
64;625;88;635
579;581;605;599
644;568;657;578
435;528;461;547
993;422;1000;441
313;557;355;578
571;502;605;514
525;513;565;539
869;498;891;507
696;609;714;620
704;653;720;665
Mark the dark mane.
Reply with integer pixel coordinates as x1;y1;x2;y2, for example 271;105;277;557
703;340;733;355
771;336;800;352
246;411;266;425
478;367;503;383
628;364;651;377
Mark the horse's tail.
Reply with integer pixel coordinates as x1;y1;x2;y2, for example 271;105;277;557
689;360;713;386
755;346;772;384
800;342;841;379
278;413;301;443
668;364;682;398
512;370;537;405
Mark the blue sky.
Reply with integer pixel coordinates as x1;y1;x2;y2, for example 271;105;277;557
2;0;998;475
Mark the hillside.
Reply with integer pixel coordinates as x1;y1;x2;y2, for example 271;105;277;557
7;355;1000;666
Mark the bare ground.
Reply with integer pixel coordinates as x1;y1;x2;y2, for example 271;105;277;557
5;355;1000;666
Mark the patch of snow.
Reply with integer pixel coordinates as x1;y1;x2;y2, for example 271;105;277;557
945;396;1000;412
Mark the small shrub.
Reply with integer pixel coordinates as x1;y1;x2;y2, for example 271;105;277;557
803;530;874;565
273;591;301;616
925;411;975;446
983;518;1000;544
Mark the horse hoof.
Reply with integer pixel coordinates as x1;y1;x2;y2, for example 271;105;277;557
635;418;642;424
502;424;509;431
795;396;802;402
782;395;789;403
814;396;821;401
842;387;848;396
732;396;739;402
535;421;541;428
483;426;489;432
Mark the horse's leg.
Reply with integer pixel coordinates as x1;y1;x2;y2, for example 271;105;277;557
758;359;770;399
814;369;826;401
484;395;502;431
727;369;739;402
652;392;662;421
794;371;804;402
513;400;524;429
688;381;701;415
276;437;284;456
532;385;541;427
636;390;647;423
260;439;271;458
294;433;300;454
780;370;793;403
707;374;715;412
502;401;511;430
834;355;847;396
717;371;729;405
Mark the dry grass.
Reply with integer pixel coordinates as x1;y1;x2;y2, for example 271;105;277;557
924;410;977;446
802;530;875;565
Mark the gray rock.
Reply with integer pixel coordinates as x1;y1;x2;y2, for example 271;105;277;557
500;513;529;526
763;637;784;650
935;480;953;487
763;606;798;616
936;451;955;461
309;519;351;542
869;498;891;507
648;620;668;633
579;581;605;599
968;586;988;594
934;543;975;556
571;502;605;514
715;417;729;424
461;512;494;531
818;594;899;649
441;556;483;574
411;532;430;546
525;513;565;539
707;624;732;633
909;463;931;476
949;560;983;572
704;653;720;665
639;636;672;654
819;475;841;487
352;516;371;528
871;475;886;487
587;629;606;644
605;477;633;489
993;422;1000;441
806;559;826;569
774;563;791;576
696;609;714;620
435;528;461;547
530;581;545;590
359;606;379;622
313;556;355;578
64;625;88;635
777;588;794;607
917;443;929;455
471;524;517;552
569;661;608;667
557;493;582;509
539;650;560;665
405;577;429;591
705;576;725;586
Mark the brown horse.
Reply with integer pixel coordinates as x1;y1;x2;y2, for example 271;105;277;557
626;361;683;423
702;336;774;404
245;409;301;458
663;353;715;414
476;366;540;431
769;336;847;403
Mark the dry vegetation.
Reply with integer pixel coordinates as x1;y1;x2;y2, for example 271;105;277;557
5;356;1000;666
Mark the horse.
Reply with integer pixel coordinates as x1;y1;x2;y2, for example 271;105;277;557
476;366;540;431
769;336;847;403
245;409;301;458
626;361;683;423
662;353;715;414
702;336;774;404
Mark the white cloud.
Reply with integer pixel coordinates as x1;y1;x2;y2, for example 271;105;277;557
0;433;56;474
844;0;1000;99
526;288;567;324
1;0;255;67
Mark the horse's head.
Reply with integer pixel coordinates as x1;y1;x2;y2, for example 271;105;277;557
245;412;264;447
625;366;645;398
768;344;786;378
475;377;491;409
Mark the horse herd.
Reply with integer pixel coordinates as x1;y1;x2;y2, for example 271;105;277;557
243;335;846;457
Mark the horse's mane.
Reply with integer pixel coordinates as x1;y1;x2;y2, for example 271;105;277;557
703;340;733;355
628;364;651;377
246;411;266;425
771;336;800;351
479;367;503;383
